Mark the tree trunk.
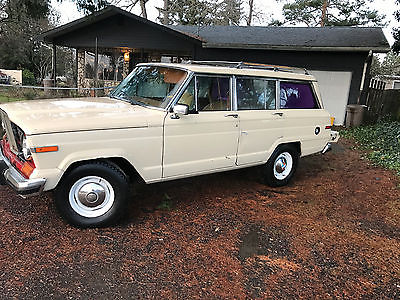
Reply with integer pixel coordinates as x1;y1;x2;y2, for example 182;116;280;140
162;0;169;25
140;0;147;19
320;0;328;26
247;0;254;26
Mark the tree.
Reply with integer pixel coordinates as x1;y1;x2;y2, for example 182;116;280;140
67;0;108;15
393;1;400;53
246;0;265;25
69;0;149;19
1;0;50;33
370;52;400;76
278;0;385;27
158;0;242;26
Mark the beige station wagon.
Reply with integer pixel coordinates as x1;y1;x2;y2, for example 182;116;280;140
0;62;338;227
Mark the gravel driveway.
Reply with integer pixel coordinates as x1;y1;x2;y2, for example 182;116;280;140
0;140;399;299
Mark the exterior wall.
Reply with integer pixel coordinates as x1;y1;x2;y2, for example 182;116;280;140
193;47;368;105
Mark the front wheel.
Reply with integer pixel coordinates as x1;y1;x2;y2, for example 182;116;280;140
264;145;299;187
55;161;130;228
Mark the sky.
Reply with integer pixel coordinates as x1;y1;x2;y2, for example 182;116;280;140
52;0;400;45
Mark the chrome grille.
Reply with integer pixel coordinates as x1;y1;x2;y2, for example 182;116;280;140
0;109;19;154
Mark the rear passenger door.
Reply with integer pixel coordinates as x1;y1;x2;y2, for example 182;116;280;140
235;76;284;166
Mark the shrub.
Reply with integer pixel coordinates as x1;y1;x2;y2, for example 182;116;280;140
342;121;400;175
22;69;36;86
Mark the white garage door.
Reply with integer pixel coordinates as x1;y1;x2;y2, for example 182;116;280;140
309;70;352;125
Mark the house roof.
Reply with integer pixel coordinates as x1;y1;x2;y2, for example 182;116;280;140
39;6;201;44
171;25;390;52
39;5;390;53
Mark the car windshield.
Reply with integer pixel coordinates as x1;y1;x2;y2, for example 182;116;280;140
109;66;188;109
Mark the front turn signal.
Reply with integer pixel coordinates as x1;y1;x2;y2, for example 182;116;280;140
33;146;59;153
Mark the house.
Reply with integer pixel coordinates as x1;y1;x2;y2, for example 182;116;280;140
39;5;390;125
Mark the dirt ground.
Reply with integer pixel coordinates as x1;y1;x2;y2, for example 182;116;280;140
0;139;399;299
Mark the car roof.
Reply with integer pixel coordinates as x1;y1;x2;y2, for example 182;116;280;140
137;62;317;82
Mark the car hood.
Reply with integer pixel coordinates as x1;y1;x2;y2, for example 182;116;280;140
0;97;166;135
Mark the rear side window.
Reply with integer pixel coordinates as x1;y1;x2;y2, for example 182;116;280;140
280;82;319;109
237;77;276;110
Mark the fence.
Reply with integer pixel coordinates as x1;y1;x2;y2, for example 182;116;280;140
363;79;400;123
0;84;115;102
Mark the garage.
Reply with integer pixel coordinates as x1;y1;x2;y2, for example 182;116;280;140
40;6;390;125
309;70;352;125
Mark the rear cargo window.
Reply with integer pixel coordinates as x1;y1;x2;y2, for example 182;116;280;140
280;82;319;109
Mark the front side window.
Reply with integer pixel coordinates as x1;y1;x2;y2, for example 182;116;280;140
196;76;231;111
110;66;187;109
237;77;276;110
280;81;319;109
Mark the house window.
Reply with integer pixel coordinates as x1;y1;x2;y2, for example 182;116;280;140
393;81;400;89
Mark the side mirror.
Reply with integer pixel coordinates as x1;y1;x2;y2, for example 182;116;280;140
173;104;189;116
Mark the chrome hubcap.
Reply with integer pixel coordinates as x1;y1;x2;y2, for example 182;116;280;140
273;152;293;180
69;176;115;218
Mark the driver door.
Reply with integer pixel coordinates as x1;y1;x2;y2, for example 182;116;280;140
163;75;239;179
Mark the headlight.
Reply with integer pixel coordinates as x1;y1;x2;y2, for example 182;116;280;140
22;135;32;160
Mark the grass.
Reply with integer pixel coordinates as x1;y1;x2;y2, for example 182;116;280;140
0;94;24;103
341;120;400;175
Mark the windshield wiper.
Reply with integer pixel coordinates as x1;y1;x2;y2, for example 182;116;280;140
109;91;137;105
110;91;148;107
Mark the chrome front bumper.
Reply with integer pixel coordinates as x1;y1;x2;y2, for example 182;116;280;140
0;152;46;197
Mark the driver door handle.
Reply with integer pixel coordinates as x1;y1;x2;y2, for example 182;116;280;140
225;113;238;118
273;112;284;117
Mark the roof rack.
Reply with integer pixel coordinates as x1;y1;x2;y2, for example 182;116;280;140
188;60;310;75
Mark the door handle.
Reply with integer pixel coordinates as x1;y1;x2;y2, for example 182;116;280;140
225;113;238;118
273;112;284;117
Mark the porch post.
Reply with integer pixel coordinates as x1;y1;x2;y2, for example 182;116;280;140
77;49;85;93
52;44;56;87
123;53;130;79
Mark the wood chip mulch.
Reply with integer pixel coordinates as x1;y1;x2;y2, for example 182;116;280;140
0;139;399;299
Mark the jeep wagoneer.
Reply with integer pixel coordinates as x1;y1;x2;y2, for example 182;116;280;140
0;62;338;227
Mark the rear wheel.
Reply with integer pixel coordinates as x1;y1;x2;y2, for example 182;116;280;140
55;161;130;228
264;145;299;187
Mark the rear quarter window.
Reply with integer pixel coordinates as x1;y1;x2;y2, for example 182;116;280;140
280;81;319;109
